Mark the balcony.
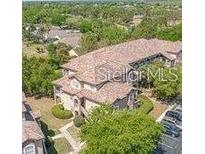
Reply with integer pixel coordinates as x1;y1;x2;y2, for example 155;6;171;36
80;106;89;117
55;89;61;97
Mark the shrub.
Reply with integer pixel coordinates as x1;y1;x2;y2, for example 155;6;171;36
73;115;85;127
51;104;73;119
137;95;154;114
45;136;54;148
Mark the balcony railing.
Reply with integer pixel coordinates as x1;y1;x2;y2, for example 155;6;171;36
55;89;61;96
81;106;88;117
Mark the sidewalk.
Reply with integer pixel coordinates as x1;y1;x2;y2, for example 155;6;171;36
52;120;84;154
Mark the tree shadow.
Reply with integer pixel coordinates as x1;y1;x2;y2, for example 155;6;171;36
47;141;58;154
40;121;58;154
40;120;55;136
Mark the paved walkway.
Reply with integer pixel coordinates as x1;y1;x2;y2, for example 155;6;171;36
52;120;84;154
51;133;64;140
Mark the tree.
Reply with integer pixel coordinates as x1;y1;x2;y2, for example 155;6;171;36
28;62;61;96
47;43;71;69
22;55;61;96
153;64;182;100
79;32;99;55
51;13;66;27
80;20;93;33
138;61;182;100
131;17;158;39
99;25;129;45
81;105;163;154
156;24;182;41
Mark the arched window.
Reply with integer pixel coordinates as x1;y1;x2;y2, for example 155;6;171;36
74;99;78;107
24;143;35;154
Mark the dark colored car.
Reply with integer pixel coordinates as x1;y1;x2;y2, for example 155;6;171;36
161;121;181;137
161;116;182;130
165;110;182;121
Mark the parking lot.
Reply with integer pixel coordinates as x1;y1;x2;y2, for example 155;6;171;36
154;134;182;154
153;104;182;154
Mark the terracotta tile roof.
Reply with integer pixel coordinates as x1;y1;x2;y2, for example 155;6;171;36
58;76;134;103
57;33;82;47
52;76;69;87
22;103;27;112
22;102;44;143
61;39;181;84
22;121;44;143
79;81;134;103
54;39;181;103
22;92;26;103
45;26;82;47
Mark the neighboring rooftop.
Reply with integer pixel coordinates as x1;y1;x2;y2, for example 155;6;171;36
22;120;44;143
44;26;82;47
22;97;44;143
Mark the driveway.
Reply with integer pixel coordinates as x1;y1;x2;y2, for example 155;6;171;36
153;134;182;154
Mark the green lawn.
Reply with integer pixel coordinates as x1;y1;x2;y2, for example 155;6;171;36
22;41;48;57
28;97;74;153
47;138;73;154
27;97;73;135
137;94;154;114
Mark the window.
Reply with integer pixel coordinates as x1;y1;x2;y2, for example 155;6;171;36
24;144;35;154
114;104;120;110
74;99;78;107
81;101;85;108
128;93;135;102
71;79;80;89
63;69;69;76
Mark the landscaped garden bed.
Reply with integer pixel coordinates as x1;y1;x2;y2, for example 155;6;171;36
51;104;73;119
137;94;154;114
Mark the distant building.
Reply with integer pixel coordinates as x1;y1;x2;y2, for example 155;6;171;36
44;26;82;48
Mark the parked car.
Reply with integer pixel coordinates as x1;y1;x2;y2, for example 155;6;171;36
162;116;182;130
161;121;181;137
175;105;182;113
166;110;182;121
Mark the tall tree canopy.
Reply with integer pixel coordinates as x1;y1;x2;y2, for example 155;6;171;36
156;23;182;41
81;105;163;154
138;61;182;100
22;55;61;96
153;64;182;100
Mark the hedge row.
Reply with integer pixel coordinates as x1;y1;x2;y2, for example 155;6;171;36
51;104;73;119
137;95;154;114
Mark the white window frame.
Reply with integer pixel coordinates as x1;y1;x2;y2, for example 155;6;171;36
128;93;135;102
114;104;120;110
24;143;36;154
71;79;81;89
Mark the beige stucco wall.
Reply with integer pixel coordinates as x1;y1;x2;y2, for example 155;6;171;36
61;92;73;110
113;90;136;110
84;99;100;112
36;140;44;154
71;78;82;89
